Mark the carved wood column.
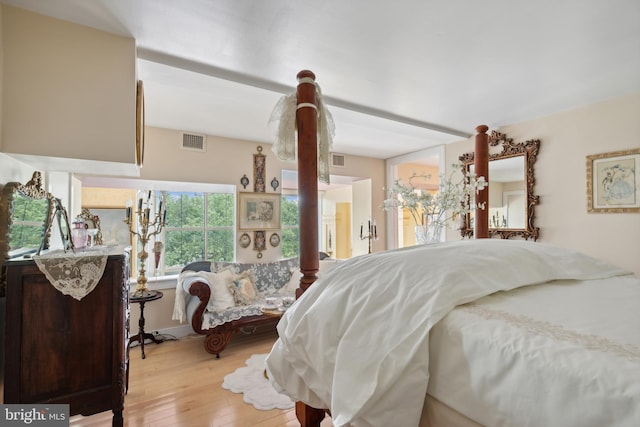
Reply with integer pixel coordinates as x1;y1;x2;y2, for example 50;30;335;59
296;70;320;296
474;125;489;238
294;70;325;427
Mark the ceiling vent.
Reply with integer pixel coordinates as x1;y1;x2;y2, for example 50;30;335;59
331;153;346;168
181;132;206;152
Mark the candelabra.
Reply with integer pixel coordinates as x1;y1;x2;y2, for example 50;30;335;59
360;219;378;254
491;213;507;228
124;192;167;297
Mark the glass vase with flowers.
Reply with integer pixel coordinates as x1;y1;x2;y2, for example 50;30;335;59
382;163;487;245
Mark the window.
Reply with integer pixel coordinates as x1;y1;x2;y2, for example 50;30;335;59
280;193;299;258
158;191;234;275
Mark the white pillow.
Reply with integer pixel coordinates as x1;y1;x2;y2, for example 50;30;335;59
279;269;301;295
204;269;236;312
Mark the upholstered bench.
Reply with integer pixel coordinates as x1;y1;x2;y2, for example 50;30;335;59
173;258;299;358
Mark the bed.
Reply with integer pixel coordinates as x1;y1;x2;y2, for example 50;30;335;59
265;71;640;426
267;239;640;426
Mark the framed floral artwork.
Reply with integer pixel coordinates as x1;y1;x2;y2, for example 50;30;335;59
238;192;281;230
587;148;640;213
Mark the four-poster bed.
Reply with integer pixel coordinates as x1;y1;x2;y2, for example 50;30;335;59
267;71;640;427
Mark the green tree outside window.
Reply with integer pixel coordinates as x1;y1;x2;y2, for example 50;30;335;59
159;191;234;275
281;194;299;258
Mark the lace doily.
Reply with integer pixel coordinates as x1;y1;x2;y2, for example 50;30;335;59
33;249;109;300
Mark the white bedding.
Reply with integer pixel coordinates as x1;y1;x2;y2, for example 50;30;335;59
428;275;640;427
265;240;632;427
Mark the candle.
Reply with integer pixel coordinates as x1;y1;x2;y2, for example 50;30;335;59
138;198;143;210
360;223;363;238
163;209;167;224
125;207;131;221
158;200;163;214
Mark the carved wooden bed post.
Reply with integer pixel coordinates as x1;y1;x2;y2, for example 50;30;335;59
474;125;489;238
296;69;320;296
295;70;325;426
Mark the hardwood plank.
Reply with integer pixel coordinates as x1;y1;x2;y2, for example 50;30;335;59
68;326;334;426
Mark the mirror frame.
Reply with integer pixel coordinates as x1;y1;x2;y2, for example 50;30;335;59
0;171;54;257
0;171;55;294
459;131;541;240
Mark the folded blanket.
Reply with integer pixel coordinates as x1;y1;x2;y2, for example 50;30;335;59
172;270;211;323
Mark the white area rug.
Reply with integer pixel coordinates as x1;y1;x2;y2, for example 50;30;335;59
222;353;295;410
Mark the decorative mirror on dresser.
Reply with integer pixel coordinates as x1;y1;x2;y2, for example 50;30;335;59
459;131;541;240
0;172;76;290
0;172;56;294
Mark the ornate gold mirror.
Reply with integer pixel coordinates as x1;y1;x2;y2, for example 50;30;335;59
459;131;541;240
0;172;67;294
0;172;54;260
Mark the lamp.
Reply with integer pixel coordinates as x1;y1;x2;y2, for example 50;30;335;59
124;191;166;297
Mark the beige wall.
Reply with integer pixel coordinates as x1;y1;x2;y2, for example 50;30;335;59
446;93;640;277
2;6;136;164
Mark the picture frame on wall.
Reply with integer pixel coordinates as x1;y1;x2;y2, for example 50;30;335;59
586;148;640;213
238;192;281;230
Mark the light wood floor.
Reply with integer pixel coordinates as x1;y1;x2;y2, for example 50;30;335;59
70;327;334;427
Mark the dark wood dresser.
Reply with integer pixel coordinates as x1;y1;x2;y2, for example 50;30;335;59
3;250;130;427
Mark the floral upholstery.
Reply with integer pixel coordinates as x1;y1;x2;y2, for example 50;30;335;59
181;257;299;329
210;258;298;295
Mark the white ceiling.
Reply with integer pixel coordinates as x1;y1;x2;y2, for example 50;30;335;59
4;0;640;160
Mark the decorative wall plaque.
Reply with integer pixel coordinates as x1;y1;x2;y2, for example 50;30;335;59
254;230;266;258
253;146;266;193
240;174;249;189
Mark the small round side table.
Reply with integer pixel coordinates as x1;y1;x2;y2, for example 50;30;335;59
129;290;165;359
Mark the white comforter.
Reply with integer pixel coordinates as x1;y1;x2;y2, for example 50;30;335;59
265;240;631;427
429;275;640;427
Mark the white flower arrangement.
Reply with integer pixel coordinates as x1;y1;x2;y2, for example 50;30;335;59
381;163;487;233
